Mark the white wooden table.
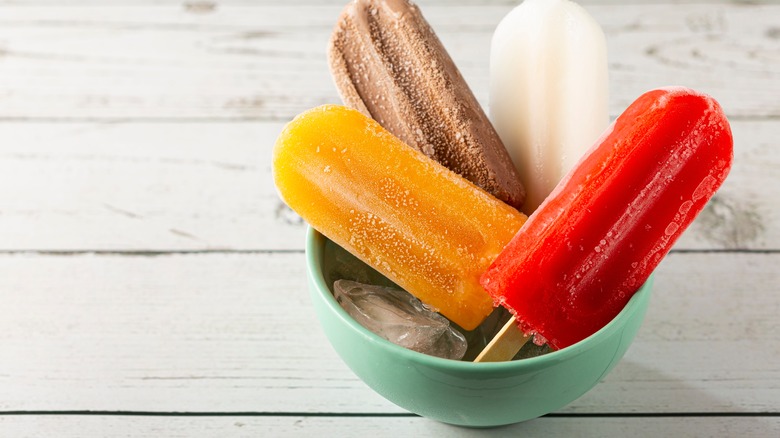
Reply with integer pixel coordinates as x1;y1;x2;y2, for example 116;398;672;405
1;0;778;436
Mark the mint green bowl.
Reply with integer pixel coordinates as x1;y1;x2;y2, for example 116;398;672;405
306;228;652;427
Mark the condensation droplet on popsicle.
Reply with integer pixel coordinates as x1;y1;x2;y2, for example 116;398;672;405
679;200;693;215
692;175;717;201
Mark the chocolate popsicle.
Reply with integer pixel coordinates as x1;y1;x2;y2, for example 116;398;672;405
328;0;526;210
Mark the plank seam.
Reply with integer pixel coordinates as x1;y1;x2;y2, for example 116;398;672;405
0;411;778;418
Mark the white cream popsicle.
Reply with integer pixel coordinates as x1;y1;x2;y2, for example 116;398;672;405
490;0;609;214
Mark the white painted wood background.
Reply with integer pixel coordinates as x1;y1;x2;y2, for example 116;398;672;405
0;0;778;436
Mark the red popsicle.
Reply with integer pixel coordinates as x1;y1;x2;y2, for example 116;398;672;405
480;87;733;350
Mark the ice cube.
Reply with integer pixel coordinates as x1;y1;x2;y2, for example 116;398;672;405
333;280;467;360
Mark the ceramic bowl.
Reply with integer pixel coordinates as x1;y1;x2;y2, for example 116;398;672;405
306;228;652;427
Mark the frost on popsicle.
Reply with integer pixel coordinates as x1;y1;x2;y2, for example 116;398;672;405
334;280;467;360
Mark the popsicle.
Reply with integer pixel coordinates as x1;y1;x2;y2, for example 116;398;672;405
273;105;527;330
329;0;526;210
490;0;609;214
481;87;734;350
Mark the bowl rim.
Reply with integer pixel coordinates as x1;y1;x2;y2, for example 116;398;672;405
306;226;652;371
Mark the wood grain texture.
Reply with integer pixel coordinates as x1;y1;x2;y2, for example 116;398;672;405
0;252;776;413
0;415;778;438
0;3;777;121
0;120;775;251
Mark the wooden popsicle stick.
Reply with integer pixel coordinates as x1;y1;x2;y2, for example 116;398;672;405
473;316;531;362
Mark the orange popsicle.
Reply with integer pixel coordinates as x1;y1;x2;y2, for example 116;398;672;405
274;105;527;330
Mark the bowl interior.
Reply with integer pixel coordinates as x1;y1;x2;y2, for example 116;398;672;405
305;227;652;426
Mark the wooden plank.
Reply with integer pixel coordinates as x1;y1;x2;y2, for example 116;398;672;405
0;252;776;413
0;252;397;413
0;415;778;438
0;120;775;251
0;3;776;121
0;121;291;251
